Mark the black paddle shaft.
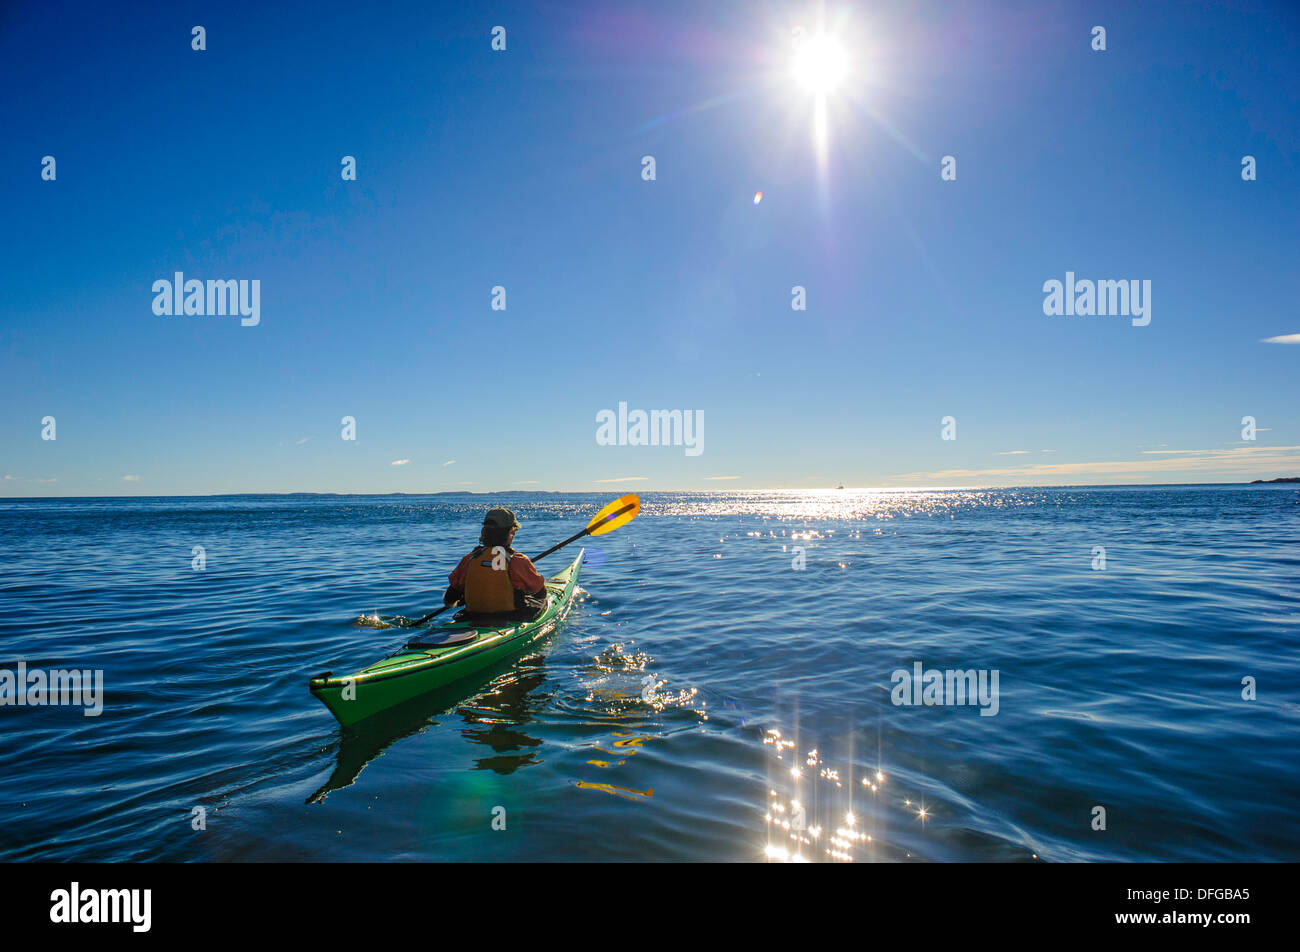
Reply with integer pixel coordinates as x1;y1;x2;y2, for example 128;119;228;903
530;527;591;563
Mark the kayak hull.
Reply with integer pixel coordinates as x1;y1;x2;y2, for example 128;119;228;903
310;550;582;726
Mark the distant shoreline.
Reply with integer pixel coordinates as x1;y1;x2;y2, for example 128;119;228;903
3;480;1299;501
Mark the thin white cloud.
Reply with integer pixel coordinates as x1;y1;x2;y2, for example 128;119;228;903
391;459;410;466
895;444;1300;482
995;450;1030;456
122;475;141;482
296;437;308;445
442;460;456;467
1040;450;1056;453
702;475;742;480
1262;333;1300;344
594;476;649;483
513;480;540;485
1142;444;1298;456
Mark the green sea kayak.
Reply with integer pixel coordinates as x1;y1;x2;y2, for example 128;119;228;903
310;549;583;726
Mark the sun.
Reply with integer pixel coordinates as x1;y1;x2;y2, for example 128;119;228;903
786;27;854;164
791;31;850;95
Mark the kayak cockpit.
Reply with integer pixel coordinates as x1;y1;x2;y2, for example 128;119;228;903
405;628;480;649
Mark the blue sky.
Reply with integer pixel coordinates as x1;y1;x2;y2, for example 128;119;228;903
2;0;1297;495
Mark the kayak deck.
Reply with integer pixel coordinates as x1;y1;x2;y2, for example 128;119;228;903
310;550;583;726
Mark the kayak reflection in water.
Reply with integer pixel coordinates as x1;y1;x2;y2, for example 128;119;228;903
442;507;549;624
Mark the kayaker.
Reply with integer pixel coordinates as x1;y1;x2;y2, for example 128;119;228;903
443;507;549;621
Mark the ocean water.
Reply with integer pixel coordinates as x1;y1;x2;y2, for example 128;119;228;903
0;487;1297;862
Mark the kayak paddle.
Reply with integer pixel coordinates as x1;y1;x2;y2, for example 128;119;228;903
402;494;640;628
532;493;640;560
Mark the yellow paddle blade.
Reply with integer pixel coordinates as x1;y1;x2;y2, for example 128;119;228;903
586;494;640;536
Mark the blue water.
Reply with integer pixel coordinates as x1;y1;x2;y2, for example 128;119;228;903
1;487;1297;861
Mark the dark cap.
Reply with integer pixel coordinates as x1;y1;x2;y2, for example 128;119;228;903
483;507;521;529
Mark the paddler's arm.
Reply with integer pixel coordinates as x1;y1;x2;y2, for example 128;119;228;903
444;553;473;606
509;554;547;598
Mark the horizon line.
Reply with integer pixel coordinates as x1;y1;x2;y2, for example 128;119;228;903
1;478;1296;501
